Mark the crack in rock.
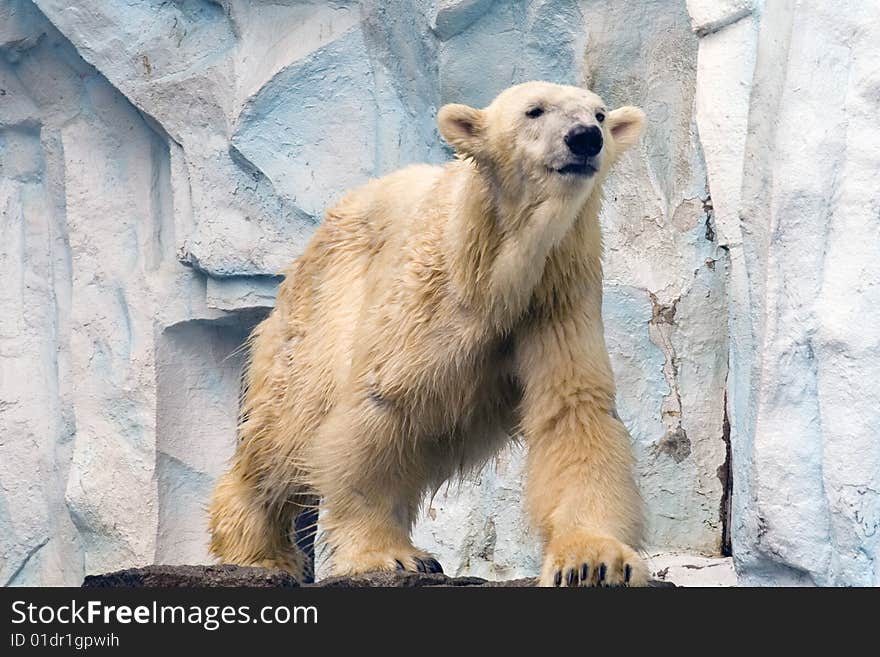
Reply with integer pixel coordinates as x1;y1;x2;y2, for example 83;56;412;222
648;293;691;463
703;194;716;242
657;426;692;464
692;6;754;38
4;537;50;586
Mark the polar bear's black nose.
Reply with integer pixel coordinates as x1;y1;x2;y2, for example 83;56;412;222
565;125;603;157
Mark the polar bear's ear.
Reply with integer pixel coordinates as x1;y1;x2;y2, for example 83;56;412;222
607;106;646;154
438;103;486;156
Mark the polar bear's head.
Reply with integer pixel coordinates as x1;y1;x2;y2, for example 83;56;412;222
438;81;644;195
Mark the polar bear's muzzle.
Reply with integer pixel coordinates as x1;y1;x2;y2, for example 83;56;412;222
553;123;602;176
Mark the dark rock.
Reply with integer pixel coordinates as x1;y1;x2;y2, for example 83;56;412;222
82;564;299;588
83;564;674;587
315;571;490;587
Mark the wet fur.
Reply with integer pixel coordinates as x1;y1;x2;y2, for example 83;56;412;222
208;81;648;586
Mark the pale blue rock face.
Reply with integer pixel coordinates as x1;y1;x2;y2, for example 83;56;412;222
1;0;876;586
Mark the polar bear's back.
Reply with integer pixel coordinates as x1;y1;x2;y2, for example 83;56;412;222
327;163;448;241
259;162;453;421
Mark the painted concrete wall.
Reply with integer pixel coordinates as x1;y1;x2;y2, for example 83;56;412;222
0;0;876;586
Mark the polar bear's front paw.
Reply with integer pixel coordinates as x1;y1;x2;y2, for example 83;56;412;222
539;533;647;587
334;548;444;576
396;555;444;574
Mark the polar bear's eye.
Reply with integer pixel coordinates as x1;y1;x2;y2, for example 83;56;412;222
596;111;606;123
525;106;545;119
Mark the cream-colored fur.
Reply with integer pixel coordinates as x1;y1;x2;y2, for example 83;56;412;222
208;81;647;587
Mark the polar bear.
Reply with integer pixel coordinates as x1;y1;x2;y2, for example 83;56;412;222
208;81;647;587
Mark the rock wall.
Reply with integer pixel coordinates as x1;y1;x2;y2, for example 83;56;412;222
702;0;880;586
0;0;876;586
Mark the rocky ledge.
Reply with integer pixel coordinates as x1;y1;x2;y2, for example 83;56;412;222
82;565;673;588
